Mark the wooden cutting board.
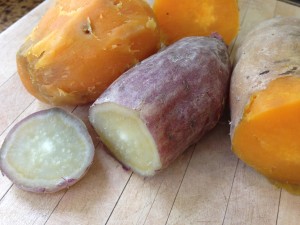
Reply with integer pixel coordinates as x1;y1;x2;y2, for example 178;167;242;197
0;0;300;224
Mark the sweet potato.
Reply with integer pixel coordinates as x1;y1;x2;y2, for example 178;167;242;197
0;108;94;193
16;0;160;105
89;36;231;176
230;17;300;187
153;0;239;45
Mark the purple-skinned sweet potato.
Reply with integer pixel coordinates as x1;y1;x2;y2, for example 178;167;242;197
89;36;231;176
0;108;94;193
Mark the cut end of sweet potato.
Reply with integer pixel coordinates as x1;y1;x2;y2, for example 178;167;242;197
153;0;239;45
89;102;161;176
232;76;300;185
0;108;94;193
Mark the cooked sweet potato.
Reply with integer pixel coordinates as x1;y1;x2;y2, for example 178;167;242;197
89;36;231;176
153;0;239;45
0;108;94;193
16;0;160;105
230;17;300;186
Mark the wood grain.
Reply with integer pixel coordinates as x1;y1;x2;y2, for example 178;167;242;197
0;0;300;225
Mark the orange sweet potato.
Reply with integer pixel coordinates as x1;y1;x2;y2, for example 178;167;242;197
17;0;160;105
153;0;239;45
230;17;300;189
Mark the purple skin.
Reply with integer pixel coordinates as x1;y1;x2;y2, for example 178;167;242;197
0;108;94;193
91;36;231;172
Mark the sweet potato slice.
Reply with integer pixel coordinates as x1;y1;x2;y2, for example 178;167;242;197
90;36;231;176
0;108;94;193
153;0;239;45
16;0;160;105
230;17;300;188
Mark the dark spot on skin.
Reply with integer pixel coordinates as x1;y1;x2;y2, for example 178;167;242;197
122;165;130;171
259;70;270;75
279;67;298;75
82;25;91;34
246;76;250;79
206;91;212;99
290;31;300;37
38;51;45;59
166;12;169;16
217;48;229;65
189;119;197;128
37;187;46;193
167;133;175;141
82;18;92;34
183;79;190;91
67;178;76;183
113;0;120;5
274;59;290;64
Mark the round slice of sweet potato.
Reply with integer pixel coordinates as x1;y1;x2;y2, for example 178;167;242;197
0;108;94;193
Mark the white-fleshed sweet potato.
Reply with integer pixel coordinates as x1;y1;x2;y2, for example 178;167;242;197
230;17;300;188
0;108;94;193
89;36;231;176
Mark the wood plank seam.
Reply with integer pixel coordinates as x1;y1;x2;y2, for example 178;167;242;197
164;144;197;225
0;183;13;204
43;190;68;225
221;159;240;225
221;0;252;221
0;72;17;88
275;189;282;225
229;0;252;55
0;99;35;138
142;180;164;225
105;172;134;225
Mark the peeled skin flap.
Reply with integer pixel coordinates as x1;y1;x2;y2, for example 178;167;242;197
90;36;231;176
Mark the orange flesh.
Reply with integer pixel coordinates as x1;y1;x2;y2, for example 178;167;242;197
17;0;160;105
233;76;300;186
153;0;239;45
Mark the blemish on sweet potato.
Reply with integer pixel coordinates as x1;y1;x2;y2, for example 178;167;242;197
279;66;298;75
82;17;92;34
259;70;270;75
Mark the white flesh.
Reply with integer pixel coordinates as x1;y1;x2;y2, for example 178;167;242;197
0;108;94;192
89;102;161;176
